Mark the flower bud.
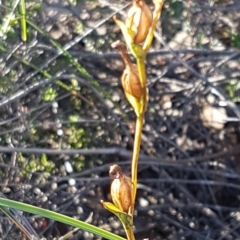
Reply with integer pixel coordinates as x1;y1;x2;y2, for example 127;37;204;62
122;63;143;98
109;164;132;213
126;0;153;44
111;40;144;98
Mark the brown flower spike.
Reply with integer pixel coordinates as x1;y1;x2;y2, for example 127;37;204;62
109;164;132;213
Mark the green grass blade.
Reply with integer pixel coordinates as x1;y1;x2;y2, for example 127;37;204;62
26;20;100;90
0;198;126;240
19;0;27;41
0;44;80;96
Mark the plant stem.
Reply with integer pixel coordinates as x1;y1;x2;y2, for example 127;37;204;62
136;58;147;88
19;0;27;41
130;55;147;217
113;42;134;72
124;225;136;240
130;115;144;217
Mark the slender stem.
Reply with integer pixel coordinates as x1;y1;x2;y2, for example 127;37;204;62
19;0;27;41
124;226;136;240
130;115;144;217
136;58;146;88
130;43;147;219
118;47;133;71
136;57;148;118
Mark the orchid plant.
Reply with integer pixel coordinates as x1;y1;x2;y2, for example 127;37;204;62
101;0;165;239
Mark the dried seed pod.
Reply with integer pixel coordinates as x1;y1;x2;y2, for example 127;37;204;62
109;164;132;213
111;40;144;98
126;0;153;44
